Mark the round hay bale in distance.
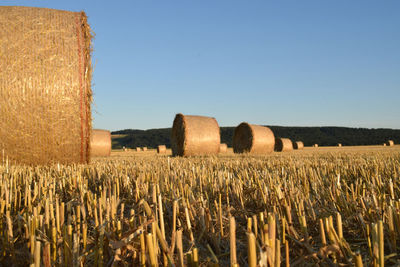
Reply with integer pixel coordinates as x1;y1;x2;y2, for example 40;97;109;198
337;143;342;147
274;138;293;152
157;145;167;154
313;144;319;148
142;147;148;152
387;140;394;146
233;123;275;154
219;143;228;153
90;129;111;157
293;141;304;150
171;113;220;156
136;147;142;152
0;6;93;165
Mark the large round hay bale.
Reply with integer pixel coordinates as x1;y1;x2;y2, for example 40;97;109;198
157;145;167;154
387;140;394;146
293;141;304;150
233;123;275;154
219;143;228;153
313;144;319;148
171;114;220;156
142;147;148;152
337;143;342;147
0;7;93;165
136;147;142;152
90;130;111;157
274;138;293;152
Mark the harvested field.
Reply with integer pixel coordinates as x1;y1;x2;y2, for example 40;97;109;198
0;145;399;266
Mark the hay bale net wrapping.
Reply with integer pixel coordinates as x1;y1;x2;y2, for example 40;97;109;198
157;145;167;154
293;141;304;150
171;114;220;156
0;6;93;165
90;129;111;157
275;138;293;152
233;123;275;154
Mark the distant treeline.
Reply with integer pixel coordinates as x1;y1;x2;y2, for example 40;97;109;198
111;126;399;149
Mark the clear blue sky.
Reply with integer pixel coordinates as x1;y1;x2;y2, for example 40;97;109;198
5;1;400;130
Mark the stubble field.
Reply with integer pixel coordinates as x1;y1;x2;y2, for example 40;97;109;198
1;145;399;266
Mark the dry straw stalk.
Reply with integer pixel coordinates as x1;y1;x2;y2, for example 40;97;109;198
171;113;220;156
0;6;93;165
233;123;275;154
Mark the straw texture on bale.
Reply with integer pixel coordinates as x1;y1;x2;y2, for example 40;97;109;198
157;145;167;154
219;143;228;153
293;141;304;150
171;114;220;156
90;129;111;157
274;138;293;152
0;6;93;165
233;123;275;154
387;140;394;146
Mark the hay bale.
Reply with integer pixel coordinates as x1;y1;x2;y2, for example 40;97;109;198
142;147;148;152
387;140;394;146
274;138;293;152
383;143;387;147
313;144;319;148
90;129;111;157
293;141;304;150
219;143;228;153
233;123;275;154
0;7;93;165
337;143;342;147
157;145;167;154
171;113;220;156
136;147;142;152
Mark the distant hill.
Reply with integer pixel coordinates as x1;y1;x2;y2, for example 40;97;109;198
111;126;400;149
